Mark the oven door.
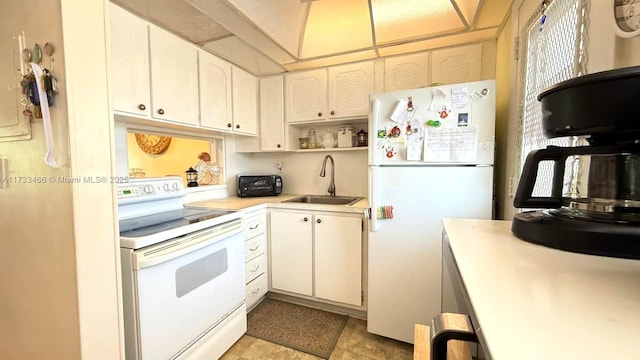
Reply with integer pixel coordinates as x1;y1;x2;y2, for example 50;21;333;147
129;220;245;360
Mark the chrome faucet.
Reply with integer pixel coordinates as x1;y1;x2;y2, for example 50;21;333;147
319;155;336;197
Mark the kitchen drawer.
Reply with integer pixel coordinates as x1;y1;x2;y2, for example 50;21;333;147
244;212;266;239
246;273;268;310
244;233;267;262
245;252;267;284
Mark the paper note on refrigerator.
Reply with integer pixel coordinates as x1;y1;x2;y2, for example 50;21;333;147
451;87;469;109
423;127;478;162
390;99;416;124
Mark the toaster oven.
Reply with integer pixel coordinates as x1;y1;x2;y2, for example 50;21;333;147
237;175;283;197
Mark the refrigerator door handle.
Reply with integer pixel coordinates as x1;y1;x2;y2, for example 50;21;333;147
369;99;380;166
369;166;378;231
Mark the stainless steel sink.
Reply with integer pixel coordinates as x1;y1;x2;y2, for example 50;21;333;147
283;195;363;205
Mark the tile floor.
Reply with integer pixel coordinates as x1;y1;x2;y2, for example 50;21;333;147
220;316;414;360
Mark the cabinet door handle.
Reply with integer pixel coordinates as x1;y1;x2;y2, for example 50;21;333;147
236;124;240;129
303;217;309;222
227;123;232;128
138;104;146;111
330;110;335;115
317;112;322;117
277;144;281;148
316;218;322;224
157;108;165;115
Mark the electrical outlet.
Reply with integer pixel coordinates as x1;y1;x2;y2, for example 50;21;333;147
275;161;283;172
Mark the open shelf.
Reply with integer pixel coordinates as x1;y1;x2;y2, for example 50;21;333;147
293;147;368;153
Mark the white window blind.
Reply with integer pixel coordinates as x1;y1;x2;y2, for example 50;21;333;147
516;0;589;198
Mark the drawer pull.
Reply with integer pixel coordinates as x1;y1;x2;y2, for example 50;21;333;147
250;287;260;296
249;224;260;230
250;264;260;273
249;244;260;252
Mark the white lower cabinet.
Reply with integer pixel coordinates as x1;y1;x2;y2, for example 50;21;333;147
243;210;268;310
270;211;313;296
269;210;363;307
314;213;363;305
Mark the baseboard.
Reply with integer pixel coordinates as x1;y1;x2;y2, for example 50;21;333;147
266;292;367;319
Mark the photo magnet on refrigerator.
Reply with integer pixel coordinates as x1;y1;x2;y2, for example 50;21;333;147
458;113;469;126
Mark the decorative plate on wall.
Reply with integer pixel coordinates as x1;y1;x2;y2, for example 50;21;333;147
134;133;172;154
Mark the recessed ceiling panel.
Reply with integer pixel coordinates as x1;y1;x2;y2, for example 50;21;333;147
226;0;309;56
114;0;512;75
371;0;466;45
453;0;482;27
300;0;373;59
475;0;514;29
113;0;231;44
187;0;296;64
203;36;286;76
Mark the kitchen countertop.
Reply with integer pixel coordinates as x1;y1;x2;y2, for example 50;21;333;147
187;194;369;214
442;218;640;360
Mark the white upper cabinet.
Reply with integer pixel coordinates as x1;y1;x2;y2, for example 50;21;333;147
285;61;374;123
384;53;430;91
232;66;258;136
285;68;327;122
198;50;233;131
149;26;199;126
259;76;285;151
327;61;374;119
109;3;151;117
431;44;482;85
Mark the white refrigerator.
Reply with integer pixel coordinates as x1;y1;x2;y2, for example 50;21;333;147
367;80;495;343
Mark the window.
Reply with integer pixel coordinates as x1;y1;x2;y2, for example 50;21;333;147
516;0;589;198
126;131;225;188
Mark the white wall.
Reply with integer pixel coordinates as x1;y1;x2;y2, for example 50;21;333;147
0;0;122;359
231;148;368;197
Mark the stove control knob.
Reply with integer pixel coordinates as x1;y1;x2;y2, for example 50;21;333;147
163;183;170;192
143;185;153;194
172;182;179;191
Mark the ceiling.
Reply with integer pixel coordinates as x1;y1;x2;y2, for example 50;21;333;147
112;0;514;76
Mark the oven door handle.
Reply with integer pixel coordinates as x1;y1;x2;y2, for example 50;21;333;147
133;221;242;270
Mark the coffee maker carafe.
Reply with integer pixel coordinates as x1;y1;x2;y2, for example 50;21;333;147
512;66;640;260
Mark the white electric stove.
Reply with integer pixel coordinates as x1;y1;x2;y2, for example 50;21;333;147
117;177;246;360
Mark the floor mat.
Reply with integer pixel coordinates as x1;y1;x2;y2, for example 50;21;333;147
246;298;348;359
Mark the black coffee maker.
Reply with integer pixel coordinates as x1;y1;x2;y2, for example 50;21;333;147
512;66;640;259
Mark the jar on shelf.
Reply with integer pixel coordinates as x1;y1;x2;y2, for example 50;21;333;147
337;126;354;148
356;129;368;147
308;128;318;149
